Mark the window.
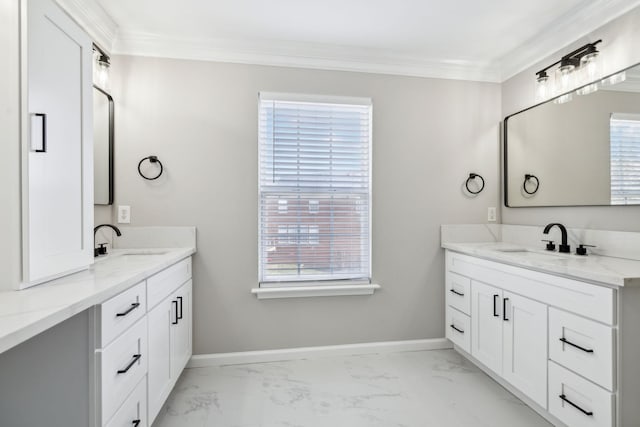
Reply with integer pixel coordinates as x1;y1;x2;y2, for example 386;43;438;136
258;92;372;285
610;113;640;205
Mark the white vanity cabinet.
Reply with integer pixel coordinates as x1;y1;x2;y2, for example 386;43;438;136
22;0;94;288
147;259;193;424
444;250;640;427
94;257;193;427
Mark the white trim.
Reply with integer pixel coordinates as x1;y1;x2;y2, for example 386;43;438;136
259;92;372;106
187;338;452;368
251;283;380;299
54;0;118;53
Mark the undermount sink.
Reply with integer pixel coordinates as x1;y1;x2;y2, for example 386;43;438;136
492;247;566;260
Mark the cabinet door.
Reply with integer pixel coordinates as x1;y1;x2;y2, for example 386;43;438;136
147;298;175;424
502;291;548;408
25;0;93;285
171;280;192;379
471;281;503;374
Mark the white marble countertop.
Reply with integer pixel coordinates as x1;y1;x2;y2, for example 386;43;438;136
442;241;640;288
0;247;195;355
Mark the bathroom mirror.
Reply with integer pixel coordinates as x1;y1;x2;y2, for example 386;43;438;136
504;62;640;207
93;85;114;205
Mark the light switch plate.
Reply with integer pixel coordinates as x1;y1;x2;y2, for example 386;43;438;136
488;207;497;222
118;205;131;224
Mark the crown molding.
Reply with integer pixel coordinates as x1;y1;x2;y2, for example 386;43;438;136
55;0;118;53
112;31;503;83
498;0;640;81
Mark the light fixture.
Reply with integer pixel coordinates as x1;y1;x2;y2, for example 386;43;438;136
535;40;602;103
93;44;111;90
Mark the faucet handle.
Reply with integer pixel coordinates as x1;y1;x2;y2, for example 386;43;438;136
541;239;556;251
576;244;596;256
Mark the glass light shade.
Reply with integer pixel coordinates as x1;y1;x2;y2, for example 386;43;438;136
96;60;110;90
555;65;575;97
535;75;549;101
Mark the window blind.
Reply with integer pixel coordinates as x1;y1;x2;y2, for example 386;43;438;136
258;93;372;284
610;113;640;205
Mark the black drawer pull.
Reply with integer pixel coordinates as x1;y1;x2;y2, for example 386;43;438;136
559;394;593;416
116;302;140;317
449;289;464;297
493;294;499;317
172;300;179;325
177;296;183;320
132;420;141;427
503;298;509;321
450;324;464;334
117;354;142;374
559;337;594;353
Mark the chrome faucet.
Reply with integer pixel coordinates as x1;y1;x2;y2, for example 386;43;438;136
94;224;122;257
543;223;570;253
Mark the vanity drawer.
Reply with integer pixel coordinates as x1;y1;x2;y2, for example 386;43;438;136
99;281;147;347
549;308;614;391
105;376;147;427
98;317;148;425
548;361;613;427
147;257;192;310
446;272;471;315
446;306;471;353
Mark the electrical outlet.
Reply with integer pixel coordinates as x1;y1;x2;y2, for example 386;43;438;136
487;207;497;222
118;205;131;224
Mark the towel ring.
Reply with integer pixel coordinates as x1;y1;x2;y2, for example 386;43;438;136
465;173;485;195
523;174;539;195
138;156;163;180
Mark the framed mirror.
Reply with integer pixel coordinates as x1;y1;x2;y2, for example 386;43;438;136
504;62;640;207
93;85;114;205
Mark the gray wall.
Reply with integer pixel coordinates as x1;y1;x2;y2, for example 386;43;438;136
0;0;22;289
109;56;501;354
501;6;640;230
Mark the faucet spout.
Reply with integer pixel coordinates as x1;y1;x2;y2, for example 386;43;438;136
94;224;122;257
543;223;570;253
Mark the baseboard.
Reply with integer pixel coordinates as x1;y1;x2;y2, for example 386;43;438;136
187;338;452;368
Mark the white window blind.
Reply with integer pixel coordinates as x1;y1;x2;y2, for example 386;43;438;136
610;113;640;205
258;93;372;285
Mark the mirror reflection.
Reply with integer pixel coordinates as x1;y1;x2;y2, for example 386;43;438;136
93;85;114;205
504;63;640;207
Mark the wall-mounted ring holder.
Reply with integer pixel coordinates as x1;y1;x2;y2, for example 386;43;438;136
138;155;164;180
523;174;540;195
465;173;485;195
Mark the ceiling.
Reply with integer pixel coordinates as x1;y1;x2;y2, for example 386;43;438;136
60;0;640;82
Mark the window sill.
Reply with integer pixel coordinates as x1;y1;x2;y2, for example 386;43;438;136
251;283;381;299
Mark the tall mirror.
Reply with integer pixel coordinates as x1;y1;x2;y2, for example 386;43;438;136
504;63;640;207
93;85;114;205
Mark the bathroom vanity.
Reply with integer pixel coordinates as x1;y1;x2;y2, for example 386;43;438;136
0;232;196;427
442;227;640;427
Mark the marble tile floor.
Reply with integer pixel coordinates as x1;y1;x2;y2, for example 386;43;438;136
153;349;552;427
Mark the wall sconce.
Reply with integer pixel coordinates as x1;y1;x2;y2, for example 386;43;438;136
535;40;602;103
93;44;111;91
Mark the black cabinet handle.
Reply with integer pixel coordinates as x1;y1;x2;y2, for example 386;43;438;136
116;302;140;317
559;394;593;416
172;300;179;325
503;298;509;321
559;337;594;353
117;354;141;374
493;294;499;317
450;324;464;334
449;289;464;297
32;113;47;152
177;296;183;320
132;420;141;427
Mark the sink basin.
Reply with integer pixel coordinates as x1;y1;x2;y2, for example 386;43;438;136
491;247;565;261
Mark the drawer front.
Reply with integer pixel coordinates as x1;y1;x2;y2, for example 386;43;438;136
100;317;148;425
446;272;471;315
105;376;147;427
548;361;614;427
549;308;615;391
446;251;615;325
100;281;147;347
446;306;471;353
147;257;192;310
